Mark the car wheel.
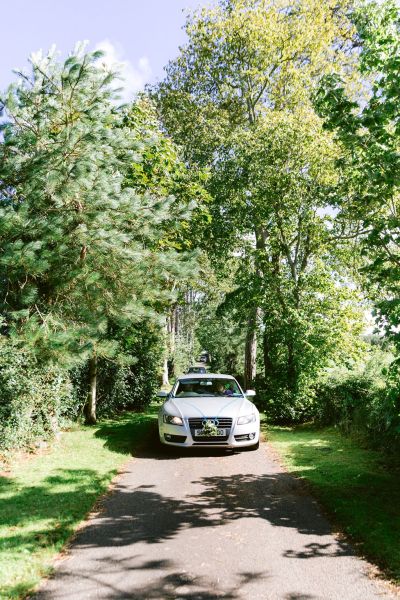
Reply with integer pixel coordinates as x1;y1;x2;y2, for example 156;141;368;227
246;440;259;451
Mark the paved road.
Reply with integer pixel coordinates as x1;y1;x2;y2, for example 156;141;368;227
35;434;396;600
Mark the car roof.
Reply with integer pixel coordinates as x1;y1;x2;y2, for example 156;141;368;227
178;373;235;380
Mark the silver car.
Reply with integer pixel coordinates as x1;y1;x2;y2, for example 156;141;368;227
158;373;260;449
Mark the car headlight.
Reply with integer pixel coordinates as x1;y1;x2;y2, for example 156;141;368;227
163;414;184;426
237;414;256;425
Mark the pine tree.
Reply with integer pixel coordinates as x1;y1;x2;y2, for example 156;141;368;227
0;44;193;422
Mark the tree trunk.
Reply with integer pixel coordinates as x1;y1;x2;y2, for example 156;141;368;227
263;328;275;379
163;305;178;384
287;340;297;393
85;354;97;425
169;307;177;353
162;356;169;387
244;307;260;389
243;226;268;390
162;317;170;386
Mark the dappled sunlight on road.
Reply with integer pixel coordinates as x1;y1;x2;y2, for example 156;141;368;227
33;434;395;600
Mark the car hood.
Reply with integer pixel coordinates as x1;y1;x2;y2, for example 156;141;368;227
163;396;255;419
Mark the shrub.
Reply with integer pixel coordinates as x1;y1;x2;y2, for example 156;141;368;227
256;346;400;453
314;371;377;431
0;337;75;453
255;375;316;424
314;349;400;451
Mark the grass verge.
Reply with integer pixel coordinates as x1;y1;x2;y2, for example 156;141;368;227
0;406;158;599
263;424;400;584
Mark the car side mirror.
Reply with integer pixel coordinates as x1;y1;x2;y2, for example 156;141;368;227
157;391;168;398
245;390;256;397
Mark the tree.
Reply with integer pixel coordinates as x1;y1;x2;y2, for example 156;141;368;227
122;96;209;384
315;0;400;346
153;0;360;389
212;109;366;412
0;45;193;422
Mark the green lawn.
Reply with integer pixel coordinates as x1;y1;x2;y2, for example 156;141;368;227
0;407;157;599
264;424;400;583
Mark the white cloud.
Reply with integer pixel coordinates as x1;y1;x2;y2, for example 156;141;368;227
94;39;152;102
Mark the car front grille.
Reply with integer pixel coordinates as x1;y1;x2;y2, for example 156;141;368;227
188;417;233;429
188;417;233;442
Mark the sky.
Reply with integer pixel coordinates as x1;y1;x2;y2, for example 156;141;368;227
1;0;205;100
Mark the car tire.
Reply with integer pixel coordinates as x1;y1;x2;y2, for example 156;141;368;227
247;440;259;451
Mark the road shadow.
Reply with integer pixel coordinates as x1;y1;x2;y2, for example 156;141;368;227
34;564;268;599
32;460;349;598
94;410;158;456
95;416;235;461
32;434;354;599
31;468;351;551
95;407;261;461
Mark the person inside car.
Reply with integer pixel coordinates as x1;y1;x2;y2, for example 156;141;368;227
215;383;233;396
215;383;225;395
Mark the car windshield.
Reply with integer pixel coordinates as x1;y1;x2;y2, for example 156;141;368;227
174;378;243;398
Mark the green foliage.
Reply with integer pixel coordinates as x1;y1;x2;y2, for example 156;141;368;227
315;371;380;431
0;44;199;434
0;46;187;365
257;341;400;438
315;1;400;351
106;322;164;413
154;0;365;412
197;312;245;376
154;0;357;164
120;97;209;385
256;378;315;423
70;321;164;417
193;257;247;376
316;0;400;199
212;110;366;403
0;337;75;453
122;96;210;252
169;330;199;377
2;0;399;451
313;347;400;450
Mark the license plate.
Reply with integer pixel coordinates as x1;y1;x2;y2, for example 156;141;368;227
195;428;226;437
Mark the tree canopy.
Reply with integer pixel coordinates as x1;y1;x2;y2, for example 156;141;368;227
1;0;400;448
0;44;198;423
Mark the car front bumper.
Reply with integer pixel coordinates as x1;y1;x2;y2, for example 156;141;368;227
158;417;260;448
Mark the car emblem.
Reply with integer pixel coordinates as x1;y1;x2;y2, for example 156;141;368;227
202;418;219;427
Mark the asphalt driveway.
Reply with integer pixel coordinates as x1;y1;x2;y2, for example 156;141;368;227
34;434;396;599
